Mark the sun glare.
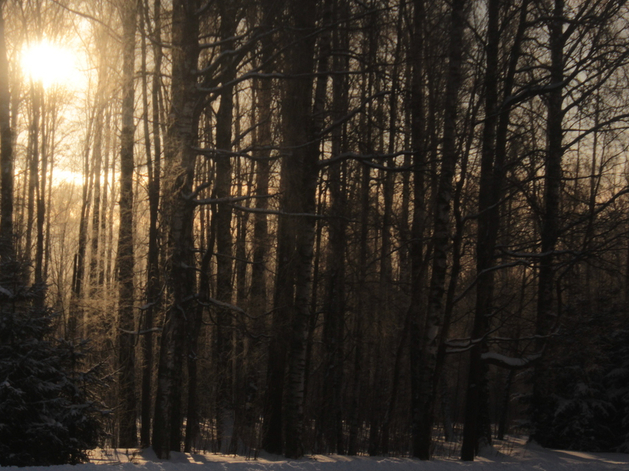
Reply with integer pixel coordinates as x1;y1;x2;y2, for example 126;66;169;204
21;40;78;89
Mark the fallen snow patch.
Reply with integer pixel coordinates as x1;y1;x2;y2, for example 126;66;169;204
3;439;628;471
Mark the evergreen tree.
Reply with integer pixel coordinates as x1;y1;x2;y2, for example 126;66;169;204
531;298;625;452
0;263;102;466
605;328;629;452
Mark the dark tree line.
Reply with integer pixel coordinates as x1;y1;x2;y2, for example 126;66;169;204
1;0;629;464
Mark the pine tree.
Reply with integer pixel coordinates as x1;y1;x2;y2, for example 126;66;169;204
605;328;629;452
0;263;102;466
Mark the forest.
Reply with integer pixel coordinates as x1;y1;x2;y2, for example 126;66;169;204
0;0;629;466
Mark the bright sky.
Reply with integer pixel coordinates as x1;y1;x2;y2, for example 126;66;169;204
21;39;81;90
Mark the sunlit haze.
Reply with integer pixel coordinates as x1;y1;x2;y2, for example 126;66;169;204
21;39;78;89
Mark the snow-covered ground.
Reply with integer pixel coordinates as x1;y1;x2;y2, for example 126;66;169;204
5;439;628;471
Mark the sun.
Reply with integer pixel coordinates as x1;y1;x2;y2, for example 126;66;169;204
21;39;78;89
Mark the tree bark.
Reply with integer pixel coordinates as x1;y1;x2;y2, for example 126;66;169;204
140;0;162;448
34;82;45;294
282;0;320;458
531;0;565;441
408;0;427;459
0;0;14;263
88;40;108;295
212;2;237;451
461;0;500;460
152;0;200;458
413;0;466;460
116;0;139;449
69;118;94;339
320;0;348;453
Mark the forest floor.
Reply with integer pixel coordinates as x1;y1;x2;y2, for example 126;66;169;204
13;437;627;471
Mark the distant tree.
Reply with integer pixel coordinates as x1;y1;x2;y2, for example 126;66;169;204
0;0;14;262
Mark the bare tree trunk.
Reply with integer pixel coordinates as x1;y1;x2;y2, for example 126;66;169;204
282;0;320;457
413;0;466;459
461;0;529;459
212;2;237;451
261;8;303;457
25;82;40;279
254;0;282;455
152;0;200;458
185;242;212;452
531;0;564;441
380;6;405;455
320;0;348;453
88;114;103;287
246;39;272;448
408;0;427;459
88;42;109;295
460;0;500;459
0;1;14;263
250;85;270;316
69;119;94;339
116;0;139;449
348;137;372;457
262;188;292;454
34;83;46;296
100;108;112;288
140;0;162;449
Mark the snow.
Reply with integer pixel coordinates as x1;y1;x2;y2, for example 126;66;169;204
480;352;540;368
3;438;627;471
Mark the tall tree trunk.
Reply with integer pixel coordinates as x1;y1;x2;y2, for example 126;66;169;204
413;0;466;459
34;83;45;295
531;0;565;441
246;48;272;448
25;81;40;279
185;195;214;451
140;0;162;448
282;0;320;457
254;0;281;454
461;0;500;460
408;0;427;459
320;0;348;453
461;0;529;459
0;1;14;263
212;2;237;451
88;41;109;295
69;119;94;339
117;0;139;449
261;11;302;457
380;6;405;454
249;87;270;317
152;0;200;458
100;108;112;288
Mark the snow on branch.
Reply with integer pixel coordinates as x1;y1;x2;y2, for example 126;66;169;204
481;351;542;369
192;194;276;206
230;205;334;220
